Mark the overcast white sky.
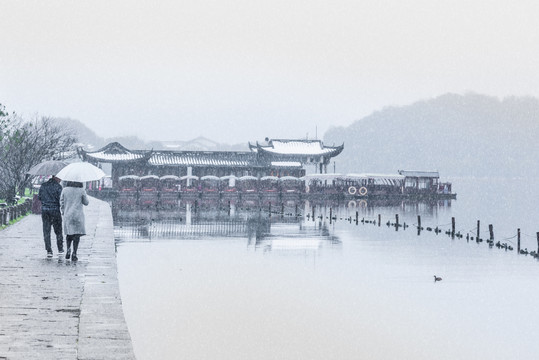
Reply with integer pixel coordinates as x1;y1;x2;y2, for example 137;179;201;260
1;0;538;143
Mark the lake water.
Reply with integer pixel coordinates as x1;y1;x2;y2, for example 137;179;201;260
115;178;539;359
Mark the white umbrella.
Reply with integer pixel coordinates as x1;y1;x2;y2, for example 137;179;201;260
55;162;106;182
27;160;68;176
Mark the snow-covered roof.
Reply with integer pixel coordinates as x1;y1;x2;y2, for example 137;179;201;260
159;175;180;181
82;141;343;170
119;175;140;180
271;161;302;167
200;175;221;181
81;142;148;162
140;175;159;180
398;170;440;178
237;175;258;181
260;176;279;181
255;139;343;156
180;175;199;180
148;151;257;167
87;152;145;161
303;173;345;179
349;173;406;180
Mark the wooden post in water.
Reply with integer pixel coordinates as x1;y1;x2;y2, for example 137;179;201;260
355;211;359;225
451;217;455;237
476;220;480;242
489;224;494;241
228;200;231;216
395;214;399;231
330;208;333;224
312;206;315;222
281;203;284;216
417;215;421;235
517;228;521;253
536;232;539;254
295;204;298;217
378;214;381;227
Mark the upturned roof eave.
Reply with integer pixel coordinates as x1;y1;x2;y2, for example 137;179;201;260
256;144;344;157
80;142;152;163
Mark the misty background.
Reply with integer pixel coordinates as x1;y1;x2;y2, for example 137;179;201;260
2;1;539;143
2;1;539;178
48;92;538;178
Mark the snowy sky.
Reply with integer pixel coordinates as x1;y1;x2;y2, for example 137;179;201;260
1;0;538;143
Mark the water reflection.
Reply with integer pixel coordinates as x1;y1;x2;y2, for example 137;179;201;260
114;202;342;253
113;198;450;255
115;179;539;360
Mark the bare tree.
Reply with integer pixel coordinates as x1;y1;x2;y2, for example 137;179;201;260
0;114;77;202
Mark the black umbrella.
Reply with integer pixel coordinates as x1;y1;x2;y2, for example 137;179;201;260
27;160;68;176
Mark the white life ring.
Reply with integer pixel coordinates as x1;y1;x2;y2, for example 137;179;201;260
358;199;368;208
348;186;357;195
305;185;310;193
348;200;357;208
358;186;368;196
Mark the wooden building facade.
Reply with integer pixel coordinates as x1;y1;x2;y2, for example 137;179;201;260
79;139;344;189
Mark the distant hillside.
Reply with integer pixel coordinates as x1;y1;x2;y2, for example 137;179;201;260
53;118;106;151
160;137;246;151
323;93;539;178
53;118;247;152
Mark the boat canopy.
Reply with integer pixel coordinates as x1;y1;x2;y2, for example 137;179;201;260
119;175;140;181
260;176;279;181
159;175;180;181
351;173;405;186
279;176;301;181
220;175;238;180
140;175;159;180
180;175;199;180
200;175;221;181
398;170;439;178
238;175;258;181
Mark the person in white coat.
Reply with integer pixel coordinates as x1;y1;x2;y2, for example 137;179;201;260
60;181;89;261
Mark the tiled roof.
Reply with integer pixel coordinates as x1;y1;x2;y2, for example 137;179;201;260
81;140;344;168
148;151;259;167
81;142;148;162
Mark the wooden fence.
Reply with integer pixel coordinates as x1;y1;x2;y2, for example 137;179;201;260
0;198;33;227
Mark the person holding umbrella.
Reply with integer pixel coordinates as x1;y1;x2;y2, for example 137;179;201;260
56;162;105;261
29;160;69;258
60;181;89;261
38;175;64;257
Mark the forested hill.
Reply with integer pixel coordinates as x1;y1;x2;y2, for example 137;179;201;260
323;93;539;178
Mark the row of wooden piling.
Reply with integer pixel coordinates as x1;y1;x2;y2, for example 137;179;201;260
302;206;539;259
0;199;32;227
194;201;539;259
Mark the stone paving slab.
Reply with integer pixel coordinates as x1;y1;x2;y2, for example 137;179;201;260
0;198;135;360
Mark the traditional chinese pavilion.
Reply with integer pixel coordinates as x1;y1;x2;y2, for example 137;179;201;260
78;139;343;188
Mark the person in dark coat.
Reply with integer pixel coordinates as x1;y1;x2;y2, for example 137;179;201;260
60;181;89;262
38;176;64;257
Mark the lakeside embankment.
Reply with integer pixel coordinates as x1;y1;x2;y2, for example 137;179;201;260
0;198;135;360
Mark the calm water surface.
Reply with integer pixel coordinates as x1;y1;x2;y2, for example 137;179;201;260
116;178;539;359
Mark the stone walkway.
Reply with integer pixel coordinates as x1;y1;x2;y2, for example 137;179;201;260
0;198;135;360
